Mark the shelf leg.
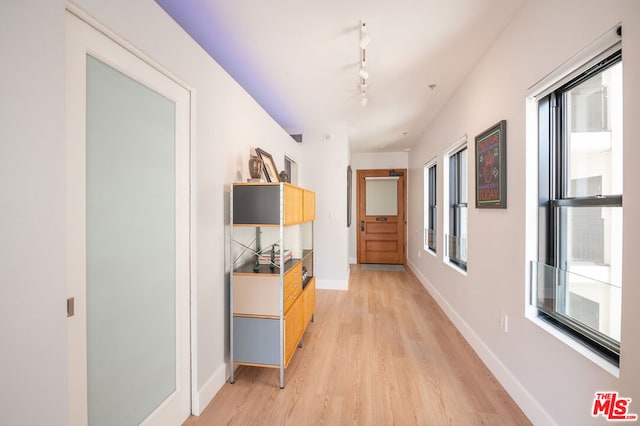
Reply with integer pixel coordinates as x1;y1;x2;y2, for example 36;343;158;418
298;336;303;348
230;364;235;384
311;313;315;322
279;366;285;389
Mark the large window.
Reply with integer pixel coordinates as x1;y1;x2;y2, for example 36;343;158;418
535;47;622;364
424;162;437;253
447;147;467;270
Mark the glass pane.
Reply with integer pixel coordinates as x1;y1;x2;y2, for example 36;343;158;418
366;177;398;216
446;232;467;266
459;205;468;252
456;204;468;263
427;228;436;251
533;261;621;343
459;149;468;203
565;61;623;197
561;206;622;287
86;55;176;425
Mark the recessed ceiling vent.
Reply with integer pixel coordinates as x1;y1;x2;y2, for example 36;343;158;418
290;134;303;143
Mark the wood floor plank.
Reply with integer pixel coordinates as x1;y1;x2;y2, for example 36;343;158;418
184;265;530;425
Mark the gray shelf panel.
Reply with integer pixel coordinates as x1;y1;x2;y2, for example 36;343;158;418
233;316;280;366
233;184;281;225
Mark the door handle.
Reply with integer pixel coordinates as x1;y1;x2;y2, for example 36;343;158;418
360;220;364;232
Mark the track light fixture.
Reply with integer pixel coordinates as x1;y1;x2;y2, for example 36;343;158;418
359;21;370;106
360;21;371;48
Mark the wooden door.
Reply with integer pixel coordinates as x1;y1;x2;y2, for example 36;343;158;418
357;169;407;264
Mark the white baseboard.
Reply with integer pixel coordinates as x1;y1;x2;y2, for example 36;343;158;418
192;362;227;416
407;260;554;426
316;278;349;290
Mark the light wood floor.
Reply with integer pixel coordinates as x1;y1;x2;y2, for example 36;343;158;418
184;265;530;425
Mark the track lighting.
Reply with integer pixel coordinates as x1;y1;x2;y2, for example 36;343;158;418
360;22;370;48
359;21;370;106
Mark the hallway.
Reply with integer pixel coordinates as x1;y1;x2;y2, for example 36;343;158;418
185;265;530;425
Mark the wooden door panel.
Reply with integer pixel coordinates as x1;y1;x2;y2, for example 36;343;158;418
366;240;399;251
284;184;303;225
284;297;302;367
302;190;316;222
366;222;398;234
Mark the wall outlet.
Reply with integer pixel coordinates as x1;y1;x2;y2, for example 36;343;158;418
418;250;421;258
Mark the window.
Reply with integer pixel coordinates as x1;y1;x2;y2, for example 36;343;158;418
424;162;437;253
447;147;467;270
284;155;297;185
535;48;622;364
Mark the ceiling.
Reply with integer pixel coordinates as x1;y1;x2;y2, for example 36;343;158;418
155;0;525;153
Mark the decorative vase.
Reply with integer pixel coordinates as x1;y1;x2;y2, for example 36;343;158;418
249;156;263;179
279;170;290;183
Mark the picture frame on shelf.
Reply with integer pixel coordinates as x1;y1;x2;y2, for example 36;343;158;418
255;148;280;182
475;120;507;208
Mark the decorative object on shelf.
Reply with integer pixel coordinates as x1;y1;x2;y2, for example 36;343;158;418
258;247;291;265
270;244;276;271
279;170;290;183
255;148;280;182
248;155;263;180
475;120;507;208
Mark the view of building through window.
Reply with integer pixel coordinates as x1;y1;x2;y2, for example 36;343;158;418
562;60;623;343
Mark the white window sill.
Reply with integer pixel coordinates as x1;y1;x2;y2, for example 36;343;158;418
424;248;437;258
444;258;468;276
525;305;620;377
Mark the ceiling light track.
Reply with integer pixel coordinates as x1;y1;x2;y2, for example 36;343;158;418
359;20;369;106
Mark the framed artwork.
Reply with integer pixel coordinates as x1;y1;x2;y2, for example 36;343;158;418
475;120;507;208
347;166;352;227
255;148;280;182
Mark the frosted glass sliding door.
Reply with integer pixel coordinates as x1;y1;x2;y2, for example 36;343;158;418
86;55;177;425
66;12;190;424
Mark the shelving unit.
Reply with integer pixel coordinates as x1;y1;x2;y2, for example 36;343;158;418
230;182;316;388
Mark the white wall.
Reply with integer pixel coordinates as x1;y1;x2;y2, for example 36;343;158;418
349;152;409;263
406;0;640;424
0;2;68;425
303;128;351;290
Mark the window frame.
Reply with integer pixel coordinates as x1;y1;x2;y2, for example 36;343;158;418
284;155;298;185
445;144;468;271
424;160;437;254
536;47;622;365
